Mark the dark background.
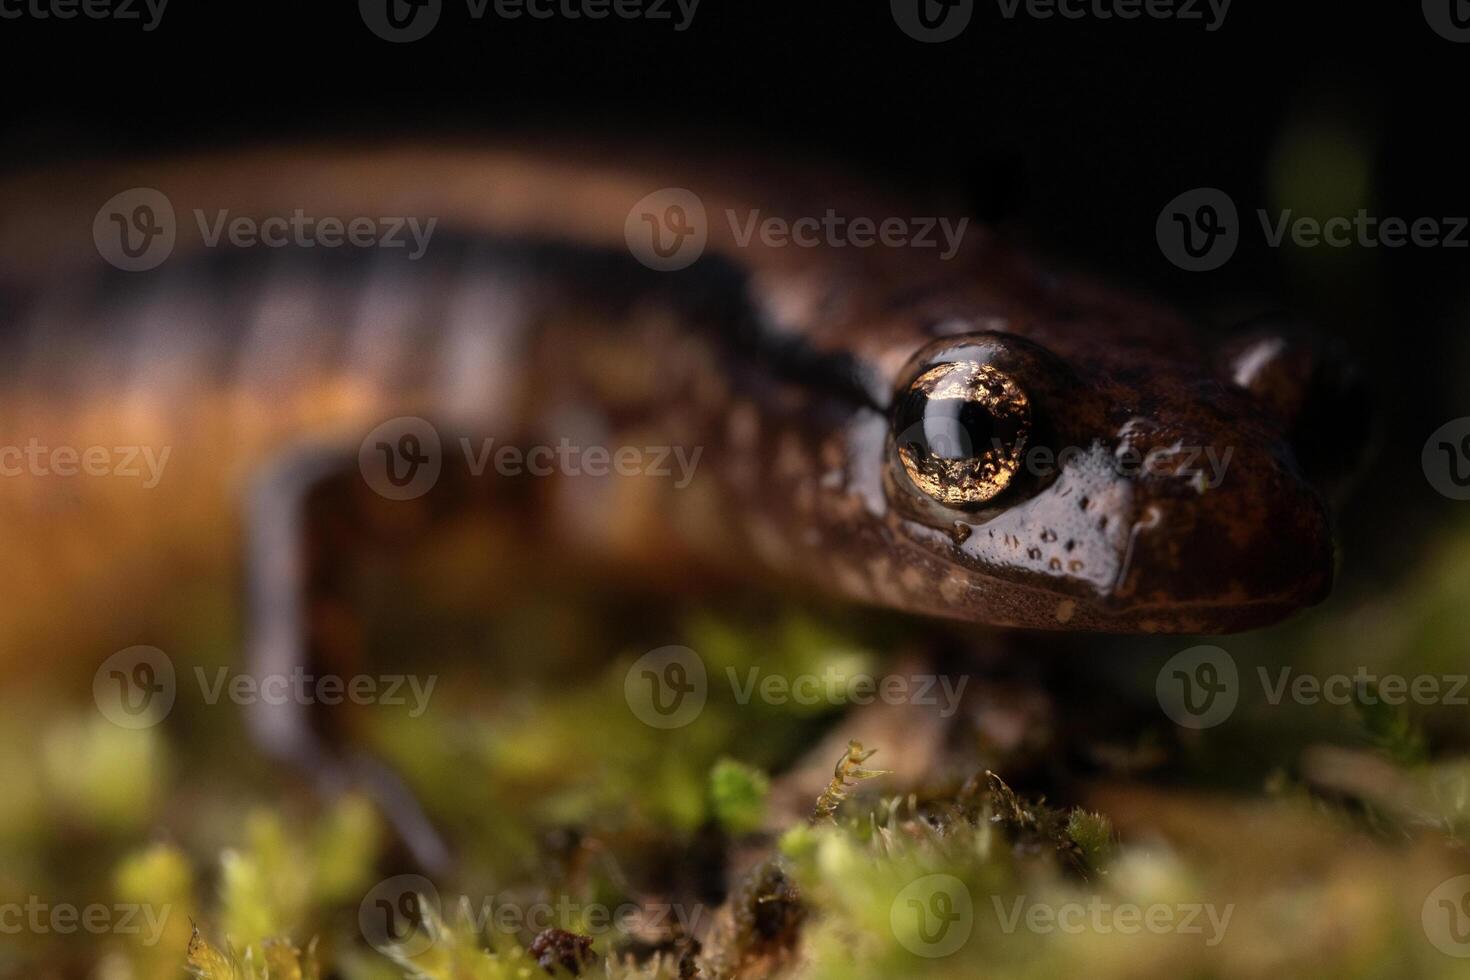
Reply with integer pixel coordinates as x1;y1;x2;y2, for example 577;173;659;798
2;0;1465;583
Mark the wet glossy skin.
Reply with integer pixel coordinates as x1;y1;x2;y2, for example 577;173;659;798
680;253;1345;634
0;142;1352;642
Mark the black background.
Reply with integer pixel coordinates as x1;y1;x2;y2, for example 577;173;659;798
2;0;1465;580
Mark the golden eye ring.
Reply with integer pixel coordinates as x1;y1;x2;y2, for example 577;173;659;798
892;361;1031;508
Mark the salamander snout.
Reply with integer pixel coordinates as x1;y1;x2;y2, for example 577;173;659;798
1098;421;1337;632
1218;318;1374;495
876;328;1344;633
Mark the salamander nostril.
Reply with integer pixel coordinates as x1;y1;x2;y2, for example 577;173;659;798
1220;320;1372;491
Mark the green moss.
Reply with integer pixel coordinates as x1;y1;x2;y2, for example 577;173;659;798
310;795;384;904
186;928;321;980
114;843;199;980
212;798;384;960
1065;810;1115;871
115;842;191;900
708;758;770;835
39;714;167;832
0;723;45;848
377;899;535;980
1354;681;1429;767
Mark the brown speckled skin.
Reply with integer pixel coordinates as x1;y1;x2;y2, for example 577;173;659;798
0;141;1343;639
628;242;1341;634
709;263;1339;634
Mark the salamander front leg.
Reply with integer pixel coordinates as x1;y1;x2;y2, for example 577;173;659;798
243;441;453;875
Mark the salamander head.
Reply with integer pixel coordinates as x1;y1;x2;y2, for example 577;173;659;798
873;326;1361;633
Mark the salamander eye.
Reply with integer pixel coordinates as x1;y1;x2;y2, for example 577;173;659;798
892;361;1031;508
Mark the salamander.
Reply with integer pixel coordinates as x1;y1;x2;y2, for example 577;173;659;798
0;139;1360;867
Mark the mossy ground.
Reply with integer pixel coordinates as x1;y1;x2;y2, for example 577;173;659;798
7;523;1470;979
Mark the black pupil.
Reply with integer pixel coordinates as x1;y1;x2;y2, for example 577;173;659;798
896;390;1020;461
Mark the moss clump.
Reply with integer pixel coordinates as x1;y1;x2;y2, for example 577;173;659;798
1064;810;1115;871
39;714;167;833
1354;680;1429;767
708;758;770;836
186;928;320;980
966;771;1106;876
